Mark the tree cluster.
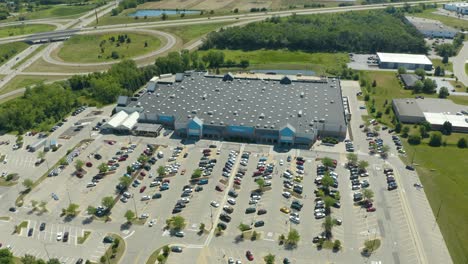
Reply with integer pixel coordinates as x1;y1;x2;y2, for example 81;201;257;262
201;11;427;54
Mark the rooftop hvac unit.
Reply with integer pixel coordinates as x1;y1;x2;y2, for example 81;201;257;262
300;92;305;98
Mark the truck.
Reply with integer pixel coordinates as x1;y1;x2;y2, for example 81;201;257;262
157;151;164;158
29;139;47;152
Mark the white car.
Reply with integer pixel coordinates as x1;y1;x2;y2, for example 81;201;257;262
315;212;326;219
141;195;151;201
282;192;291;198
289;216;300;224
148;219;156;227
210;201;220;208
227;198;236;205
56;232;63;241
181;197;190;203
248;199;258;205
279;160;284;166
140;213;149;219
290;212;299;217
351;185;361;190
120;197;128;203
314;208;325;213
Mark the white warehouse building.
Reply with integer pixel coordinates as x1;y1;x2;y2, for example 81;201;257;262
444;2;468;15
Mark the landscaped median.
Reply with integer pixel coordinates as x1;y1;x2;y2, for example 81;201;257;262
98;234;126;264
77;230;91;244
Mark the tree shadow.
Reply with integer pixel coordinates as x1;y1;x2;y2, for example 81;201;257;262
63;215;76;223
120;222;132;231
233;235;244;244
82;217;94;225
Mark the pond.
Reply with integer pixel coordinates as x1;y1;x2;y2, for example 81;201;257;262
128;9;201;17
251;69;317;76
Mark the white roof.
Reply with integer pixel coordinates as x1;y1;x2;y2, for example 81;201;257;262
103;111;128;129
423;112;468;128
377;53;432;65
445;2;468;7
118;111;139;130
103;111;139;130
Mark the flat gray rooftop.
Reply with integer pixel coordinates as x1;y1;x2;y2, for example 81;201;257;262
129;73;347;134
393;98;467;117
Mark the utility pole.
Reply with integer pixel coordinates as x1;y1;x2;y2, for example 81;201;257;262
66;188;72;206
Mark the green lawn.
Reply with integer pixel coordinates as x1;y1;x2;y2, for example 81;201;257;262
20;4;97;20
400;143;468;264
409;8;468;29
57;32;161;63
198;49;349;76
0;24;55;38
0;42;30;67
431;58;453;72
160;22;234;44
0;75;69;95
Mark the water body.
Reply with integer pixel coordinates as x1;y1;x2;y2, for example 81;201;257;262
251;69;317;76
128;9;201;17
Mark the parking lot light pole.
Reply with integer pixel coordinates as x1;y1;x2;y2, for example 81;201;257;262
209;205;213;229
42;242;51;261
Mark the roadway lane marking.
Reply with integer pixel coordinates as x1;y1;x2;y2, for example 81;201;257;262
123;230;135;239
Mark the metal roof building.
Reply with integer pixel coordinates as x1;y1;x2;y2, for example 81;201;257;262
115;72;348;146
392;98;468;132
377;53;433;71
406;16;458;39
102;111;139;131
400;74;421;89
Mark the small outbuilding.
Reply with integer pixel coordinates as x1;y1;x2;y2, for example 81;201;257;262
377;53;433;71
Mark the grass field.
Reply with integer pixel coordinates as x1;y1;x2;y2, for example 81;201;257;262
431;58;453;73
20;4;97;20
400;143;468;264
0;42;30;67
198;49;349;75
0;24;55;38
57;32;161;63
0;75;69;96
160;22;234;44
410;8;468;29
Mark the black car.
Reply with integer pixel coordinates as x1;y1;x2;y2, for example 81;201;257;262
152;193;162;199
175;203;186;208
406;165;415;171
183;153;188;158
194;186;203;192
39;223;46;231
171;246;183;253
223;206;234;214
217;222;227;230
172;208;182;214
219;213;231;223
257;209;267;215
76;259;84;264
94;154;102;160
254;221;264;227
245;207;256;214
228;190;238;198
63;232;69;242
9;207;16;212
333;202;341;208
28;228;33;237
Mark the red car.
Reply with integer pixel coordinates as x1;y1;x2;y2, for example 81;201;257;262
163;179;170;183
366;207;376;212
296;161;304;165
258;167;265;171
140;186;146;193
140;171;146;177
86;162;92;167
107;141;115;145
118;157;126;162
253;171;262;176
234;179;241;185
246;251;254;261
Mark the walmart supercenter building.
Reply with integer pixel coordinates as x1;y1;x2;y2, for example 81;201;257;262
112;72;348;147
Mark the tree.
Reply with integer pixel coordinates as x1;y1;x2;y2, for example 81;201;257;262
402;126;410;137
346;153;358;165
408;134;421;145
75;159;84;172
412;80;423;93
47;259;61;264
111;51;119;59
397;67;407;74
395;122;402;133
124;210;135;222
441;121;452;135
59;157;68;166
157;166;166;177
119;176;132;188
87;206;97;215
434;66;441;76
21;254;37;264
98;163;108;173
22;178;34;190
264;254;275;264
63;203;79;216
161;13;168;20
321;157;335;168
429;132;443;147
238;223;250;232
167;216;186;231
323;196;336;215
442;55;449;64
438;87;449;98
162;245;170;257
199;223;205;232
323;215;334;239
363;188;374;202
423;79;437;94
371;80;377;87
191;168;202;179
321;173;334;194
381;145;390;158
256;178;265;190
358;160;369;171
414;68;426;79
240;59;249;68
457;138;467;148
37;151;45;160
333;239;342;250
101;196;114;209
285;229;300;246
